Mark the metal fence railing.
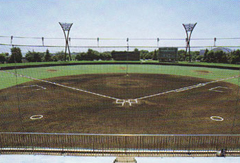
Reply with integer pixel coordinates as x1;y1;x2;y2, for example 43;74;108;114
1;132;240;156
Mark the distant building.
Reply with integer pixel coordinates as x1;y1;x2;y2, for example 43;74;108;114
199;47;232;56
212;47;232;53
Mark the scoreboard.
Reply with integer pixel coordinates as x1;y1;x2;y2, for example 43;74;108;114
158;47;178;62
112;51;140;61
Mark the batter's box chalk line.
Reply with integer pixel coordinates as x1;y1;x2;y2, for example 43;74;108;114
20;85;46;91
116;99;138;106
209;86;231;93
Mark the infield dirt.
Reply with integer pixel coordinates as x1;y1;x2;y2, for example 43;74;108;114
0;73;240;134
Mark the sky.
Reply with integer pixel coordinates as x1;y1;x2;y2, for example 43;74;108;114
0;0;240;52
1;0;240;162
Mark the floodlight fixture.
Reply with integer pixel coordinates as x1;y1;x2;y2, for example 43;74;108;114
183;23;196;32
60;22;73;31
183;23;197;62
59;22;73;61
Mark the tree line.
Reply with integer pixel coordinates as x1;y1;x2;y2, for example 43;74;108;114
176;49;240;64
1;47;240;64
202;49;240;64
0;47;157;63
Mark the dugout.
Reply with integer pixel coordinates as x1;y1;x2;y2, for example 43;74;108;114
158;47;178;62
112;51;140;61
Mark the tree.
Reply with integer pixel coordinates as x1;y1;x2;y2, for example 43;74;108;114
8;47;22;63
140;50;149;59
202;50;229;63
214;51;228;63
195;55;204;62
229;50;240;64
0;53;7;63
25;51;34;62
203;49;209;62
191;51;200;61
207;51;215;62
25;51;42;62
148;51;155;59
53;51;65;61
44;49;52;62
0;53;9;63
134;48;139;53
75;52;87;61
178;50;185;61
152;50;158;60
86;49;99;60
99;52;112;60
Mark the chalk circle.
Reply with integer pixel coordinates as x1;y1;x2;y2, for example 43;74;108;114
210;116;224;121
30;115;43;120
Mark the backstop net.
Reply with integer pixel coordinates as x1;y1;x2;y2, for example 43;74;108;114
0;36;240;156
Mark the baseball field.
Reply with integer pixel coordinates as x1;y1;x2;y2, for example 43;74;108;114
1;63;240;134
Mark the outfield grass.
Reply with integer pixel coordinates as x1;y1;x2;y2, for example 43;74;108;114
0;64;239;90
178;61;240;68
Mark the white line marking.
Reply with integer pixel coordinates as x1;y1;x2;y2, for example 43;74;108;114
20;85;46;90
116;99;138;106
2;70;239;103
30;115;43;120
137;75;240;100
116;99;126;106
210;116;224;121
209;86;230;92
1;71;119;100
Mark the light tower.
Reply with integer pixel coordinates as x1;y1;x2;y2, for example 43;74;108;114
59;22;73;61
182;23;197;62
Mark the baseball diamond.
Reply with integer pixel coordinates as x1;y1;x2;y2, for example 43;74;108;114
1;64;240;135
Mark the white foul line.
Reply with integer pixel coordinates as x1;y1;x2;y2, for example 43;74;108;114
2;71;119;100
2;70;239;105
136;75;240;100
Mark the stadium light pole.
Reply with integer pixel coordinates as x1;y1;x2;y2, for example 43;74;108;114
182;23;197;62
59;22;73;61
126;38;129;76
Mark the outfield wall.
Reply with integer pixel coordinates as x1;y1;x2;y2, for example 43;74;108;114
1;62;240;70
